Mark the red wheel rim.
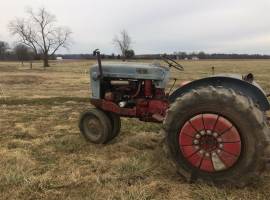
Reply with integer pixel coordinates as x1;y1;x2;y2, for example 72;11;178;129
179;114;241;172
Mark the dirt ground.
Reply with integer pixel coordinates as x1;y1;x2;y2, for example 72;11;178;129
0;59;270;200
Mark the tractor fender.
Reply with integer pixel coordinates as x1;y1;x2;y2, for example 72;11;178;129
169;74;270;111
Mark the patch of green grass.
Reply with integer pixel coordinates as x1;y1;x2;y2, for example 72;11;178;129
191;184;231;200
115;152;155;185
0;97;90;105
127;133;162;150
122;118;162;134
118;184;155;200
0;149;36;187
50;134;85;153
7;140;33;150
29;142;59;167
190;179;270;200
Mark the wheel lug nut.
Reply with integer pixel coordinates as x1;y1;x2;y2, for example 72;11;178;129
212;152;216;156
194;145;200;150
195;134;201;139
193;139;199;144
200;130;206;135
205;152;210;157
217;149;221;154
213;132;218;137
206;130;212;135
217;138;222;142
219;144;223;148
199;150;204;154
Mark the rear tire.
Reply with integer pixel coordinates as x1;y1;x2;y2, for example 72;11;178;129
164;86;270;186
79;108;112;144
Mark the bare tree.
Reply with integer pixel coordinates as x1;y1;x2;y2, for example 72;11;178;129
9;7;71;67
0;41;9;60
113;30;132;59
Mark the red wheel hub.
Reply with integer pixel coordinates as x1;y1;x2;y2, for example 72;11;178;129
179;114;241;172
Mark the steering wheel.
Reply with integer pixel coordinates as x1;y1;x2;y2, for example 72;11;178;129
160;55;184;71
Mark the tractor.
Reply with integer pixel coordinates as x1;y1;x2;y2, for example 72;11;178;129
79;49;270;186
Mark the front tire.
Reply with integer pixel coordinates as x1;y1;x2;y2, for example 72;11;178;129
106;112;121;140
164;86;270;186
79;108;112;144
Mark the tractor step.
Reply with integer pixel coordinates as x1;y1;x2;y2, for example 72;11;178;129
152;113;165;122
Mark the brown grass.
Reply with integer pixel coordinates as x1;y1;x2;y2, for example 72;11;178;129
0;59;270;199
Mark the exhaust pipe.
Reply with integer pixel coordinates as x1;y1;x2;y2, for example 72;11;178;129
93;49;103;80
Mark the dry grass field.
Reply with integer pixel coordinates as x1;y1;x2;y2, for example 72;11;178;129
1;59;270;200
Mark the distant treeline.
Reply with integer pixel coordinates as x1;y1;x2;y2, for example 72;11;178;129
1;49;270;62
56;52;270;60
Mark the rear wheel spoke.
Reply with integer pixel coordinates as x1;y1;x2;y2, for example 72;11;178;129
219;148;239;157
186;149;200;158
219;126;233;136
198;155;204;169
201;114;206;130
188;121;200;133
181;144;195;147
182;132;195;139
220;141;241;144
212;115;220;132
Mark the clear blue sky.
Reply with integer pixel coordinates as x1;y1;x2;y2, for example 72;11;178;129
0;0;270;54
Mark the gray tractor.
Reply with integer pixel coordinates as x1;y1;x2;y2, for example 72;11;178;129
79;49;270;186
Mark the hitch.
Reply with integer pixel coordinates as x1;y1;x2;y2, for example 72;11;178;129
243;73;254;83
93;49;103;80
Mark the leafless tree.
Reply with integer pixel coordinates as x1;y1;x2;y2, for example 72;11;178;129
0;41;9;60
113;30;132;59
9;7;72;67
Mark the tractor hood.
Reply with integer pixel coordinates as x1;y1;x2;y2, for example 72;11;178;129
91;62;169;81
90;62;170;99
